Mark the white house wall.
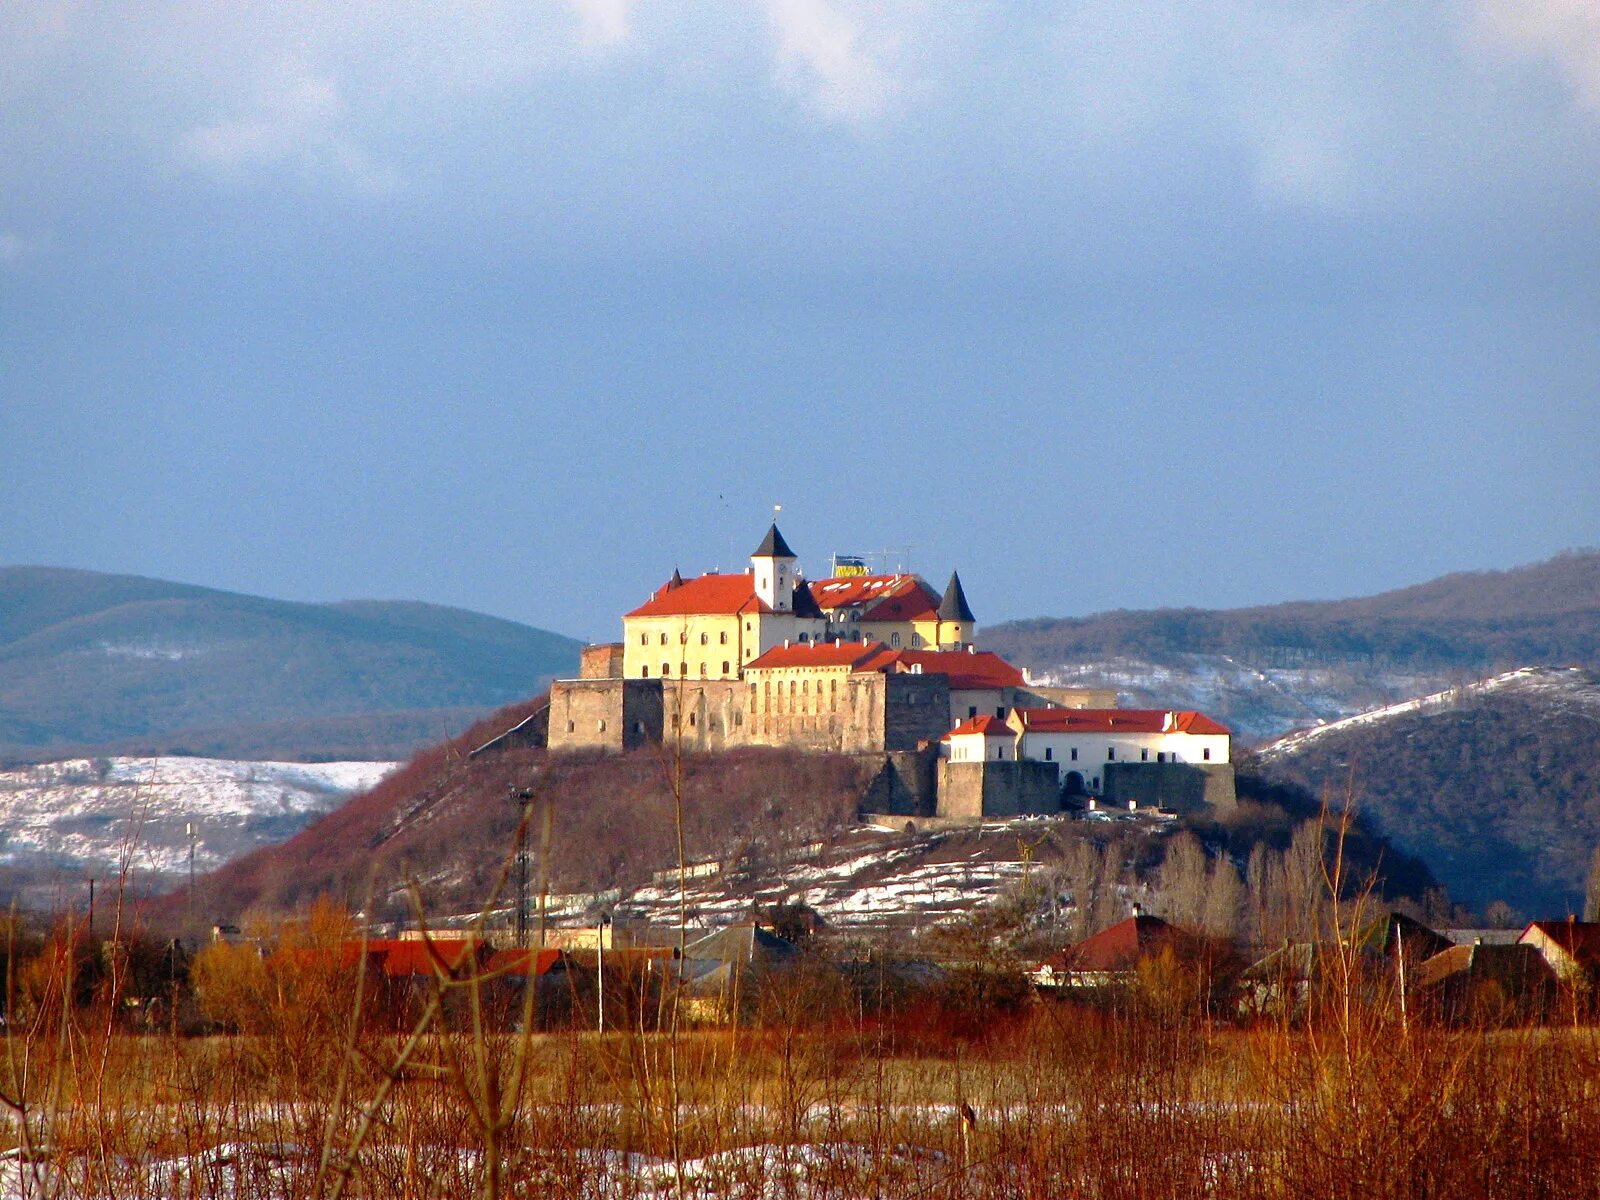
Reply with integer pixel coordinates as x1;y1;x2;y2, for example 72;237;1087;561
1019;730;1229;785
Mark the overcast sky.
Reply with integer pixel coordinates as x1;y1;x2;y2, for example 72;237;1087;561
3;2;1598;641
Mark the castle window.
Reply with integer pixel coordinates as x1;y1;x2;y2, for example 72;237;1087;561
700;663;707;677
890;632;900;647
680;661;687;675
1107;747;1115;761
700;633;708;645
1070;747;1078;761
597;719;606;732
689;712;697;727
1045;747;1053;761
734;712;742;726
634;721;645;734
640;634;647;645
1141;749;1149;762
566;721;575;733
1203;748;1212;761
680;632;687;644
660;633;668;645
996;707;1007;719
641;666;649;677
720;632;728;644
662;662;671;676
722;660;730;674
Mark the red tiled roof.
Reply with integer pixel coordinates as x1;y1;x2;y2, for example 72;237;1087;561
366;938;483;978
884;650;1025;691
626;572;773;618
1015;708;1231;736
484;947;565;978
745;641;888;670
808;574;941;622
745;643;1027;691
943;714;1013;740
1043;915;1185;973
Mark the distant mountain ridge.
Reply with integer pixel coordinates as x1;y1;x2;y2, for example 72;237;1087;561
1256;666;1600;917
0;566;581;761
981;549;1600;740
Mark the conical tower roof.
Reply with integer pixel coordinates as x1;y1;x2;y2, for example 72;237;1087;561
938;570;976;622
752;522;795;558
668;567;684;588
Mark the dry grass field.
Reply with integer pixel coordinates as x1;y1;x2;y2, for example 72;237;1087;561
4;922;1600;1200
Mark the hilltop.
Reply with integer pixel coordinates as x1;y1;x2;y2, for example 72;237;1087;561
178;699;1435;936
981;548;1600;739
1256;666;1600;917
0;566;581;761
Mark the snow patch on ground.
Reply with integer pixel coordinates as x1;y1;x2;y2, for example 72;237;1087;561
0;756;397;891
617;821;1068;930
1032;652;1456;742
1258;666;1600;758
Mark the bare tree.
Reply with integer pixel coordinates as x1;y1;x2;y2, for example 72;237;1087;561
1157;832;1209;927
1246;841;1286;947
1201;854;1244;939
1055;839;1104;941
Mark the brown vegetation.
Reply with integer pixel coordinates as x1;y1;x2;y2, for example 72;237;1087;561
176;698;867;930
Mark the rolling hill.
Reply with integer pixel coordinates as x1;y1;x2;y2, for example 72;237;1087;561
981;549;1600;740
171;698;1435;937
1256;666;1600;918
0;566;581;761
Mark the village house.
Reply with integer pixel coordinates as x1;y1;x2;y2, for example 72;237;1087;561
1518;919;1600;988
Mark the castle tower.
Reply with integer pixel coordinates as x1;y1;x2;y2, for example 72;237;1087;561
937;569;976;649
752;522;797;613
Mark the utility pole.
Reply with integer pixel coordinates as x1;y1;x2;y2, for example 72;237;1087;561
537;797;553;949
511;787;532;948
87;877;95;942
597;912;612;1035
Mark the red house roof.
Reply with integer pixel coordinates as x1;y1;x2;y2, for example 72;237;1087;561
808;574;941;622
1040;914;1217;976
484;947;566;978
1015;708;1231;736
943;714;1013;740
746;641;888;670
626;572;772;618
883;649;1025;691
364;937;483;978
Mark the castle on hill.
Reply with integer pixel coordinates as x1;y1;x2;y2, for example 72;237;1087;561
544;523;1234;820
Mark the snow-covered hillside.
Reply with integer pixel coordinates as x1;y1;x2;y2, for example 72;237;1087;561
1258;666;1600;759
0;756;396;899
1034;653;1459;742
607;818;1169;931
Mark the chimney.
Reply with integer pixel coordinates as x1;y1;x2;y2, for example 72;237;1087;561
968;644;977;655
783;639;790;649
1131;903;1143;919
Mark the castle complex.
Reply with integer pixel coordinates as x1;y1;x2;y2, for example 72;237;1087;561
545;524;1235;819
